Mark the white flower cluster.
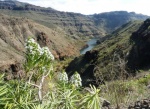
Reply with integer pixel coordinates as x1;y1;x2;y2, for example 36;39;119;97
41;47;54;60
57;71;82;87
70;72;82;87
25;38;54;61
58;71;68;83
25;38;41;55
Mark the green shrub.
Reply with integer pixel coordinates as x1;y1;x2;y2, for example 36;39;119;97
138;75;150;85
4;80;37;109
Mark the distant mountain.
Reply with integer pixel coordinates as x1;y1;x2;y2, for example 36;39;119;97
0;14;78;76
0;1;149;39
66;20;143;86
0;0;102;39
0;0;56;12
90;11;149;34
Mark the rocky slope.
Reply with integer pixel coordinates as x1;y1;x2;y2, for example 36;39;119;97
0;14;78;77
66;20;143;86
127;18;150;71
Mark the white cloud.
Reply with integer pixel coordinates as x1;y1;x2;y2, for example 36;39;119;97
19;0;150;15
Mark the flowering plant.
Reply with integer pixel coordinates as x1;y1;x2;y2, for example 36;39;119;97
0;37;103;109
58;71;68;83
70;71;82;87
25;38;54;103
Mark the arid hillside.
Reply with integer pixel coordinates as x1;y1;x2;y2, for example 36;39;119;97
0;14;78;74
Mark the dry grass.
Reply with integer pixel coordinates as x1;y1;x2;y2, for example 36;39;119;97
100;73;150;109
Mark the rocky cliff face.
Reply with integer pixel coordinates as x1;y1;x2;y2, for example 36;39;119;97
0;14;78;78
127;19;150;71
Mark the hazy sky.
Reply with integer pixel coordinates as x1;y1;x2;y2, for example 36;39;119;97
18;0;149;15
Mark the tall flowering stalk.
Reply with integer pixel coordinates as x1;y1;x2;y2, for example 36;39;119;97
25;38;54;103
25;38;41;72
70;71;82;87
25;38;54;73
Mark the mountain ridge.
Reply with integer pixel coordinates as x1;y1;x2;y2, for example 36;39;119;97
89;11;149;34
0;0;149;39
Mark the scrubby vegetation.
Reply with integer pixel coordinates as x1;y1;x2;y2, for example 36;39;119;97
0;38;103;109
100;74;150;108
65;20;150;108
0;24;150;109
0;38;149;109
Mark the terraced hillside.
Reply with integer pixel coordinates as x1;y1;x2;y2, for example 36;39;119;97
0;0;102;39
0;1;148;40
